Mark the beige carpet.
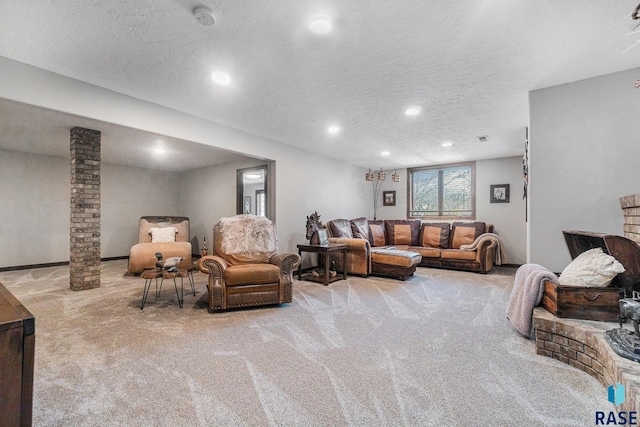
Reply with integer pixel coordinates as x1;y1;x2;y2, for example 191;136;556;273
0;261;611;426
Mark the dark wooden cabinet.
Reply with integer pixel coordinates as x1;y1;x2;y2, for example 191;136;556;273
0;282;35;427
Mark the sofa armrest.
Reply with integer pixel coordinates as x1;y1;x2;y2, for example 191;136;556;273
270;252;301;276
198;255;228;277
328;237;371;275
476;237;498;272
329;237;371;252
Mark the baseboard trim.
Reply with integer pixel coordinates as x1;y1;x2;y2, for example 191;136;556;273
0;256;130;272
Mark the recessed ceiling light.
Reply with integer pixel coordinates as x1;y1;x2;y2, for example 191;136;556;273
381;151;391;157
406;107;421;116
441;141;453;148
212;71;231;85
327;125;341;134
154;147;166;155
245;173;261;179
309;16;332;35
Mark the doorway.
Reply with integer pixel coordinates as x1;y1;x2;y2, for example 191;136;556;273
237;165;268;218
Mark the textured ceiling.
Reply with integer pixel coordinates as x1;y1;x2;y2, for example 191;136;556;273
1;0;639;171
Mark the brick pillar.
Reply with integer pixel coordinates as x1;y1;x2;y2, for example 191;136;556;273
70;127;101;291
620;194;640;245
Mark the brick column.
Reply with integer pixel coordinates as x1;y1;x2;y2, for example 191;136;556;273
70;127;101;291
620;194;640;245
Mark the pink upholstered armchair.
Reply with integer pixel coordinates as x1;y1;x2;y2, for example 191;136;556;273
198;215;300;312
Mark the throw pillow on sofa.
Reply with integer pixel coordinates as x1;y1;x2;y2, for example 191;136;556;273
385;220;421;246
368;220;386;247
558;247;625;287
420;223;450;248
350;217;369;239
328;219;353;238
450;222;486;249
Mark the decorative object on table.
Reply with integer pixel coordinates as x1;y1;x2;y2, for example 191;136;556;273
201;237;208;257
383;190;396;206
305;211;326;245
316;228;329;245
243;196;251;214
604;298;640;363
365;168;400;219
490;184;510;203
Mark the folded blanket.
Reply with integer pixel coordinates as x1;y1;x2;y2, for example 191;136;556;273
460;233;506;265
506;264;558;337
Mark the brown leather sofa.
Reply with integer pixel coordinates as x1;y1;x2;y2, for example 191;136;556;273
326;217;499;274
128;216;193;274
198;215;301;312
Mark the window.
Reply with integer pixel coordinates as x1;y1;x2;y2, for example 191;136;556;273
408;162;475;220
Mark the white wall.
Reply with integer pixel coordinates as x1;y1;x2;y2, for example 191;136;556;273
0;148;181;267
102;163;180;257
0;150;69;266
0;57;369;265
476;156;527;265
373;157;527;264
529;67;640;272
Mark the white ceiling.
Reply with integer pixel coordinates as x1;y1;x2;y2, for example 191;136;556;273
1;1;639;171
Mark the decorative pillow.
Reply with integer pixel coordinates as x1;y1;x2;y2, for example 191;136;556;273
368;220;386;247
350;217;369;239
385;220;421;245
149;227;177;243
420;223;450;248
558;248;625;287
450;222;486;249
328;219;353;238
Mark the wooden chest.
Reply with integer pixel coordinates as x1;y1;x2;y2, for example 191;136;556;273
542;280;623;322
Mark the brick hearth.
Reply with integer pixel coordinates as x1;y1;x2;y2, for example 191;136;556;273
534;307;639;412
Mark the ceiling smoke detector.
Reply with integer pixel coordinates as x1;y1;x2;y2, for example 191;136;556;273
193;6;215;26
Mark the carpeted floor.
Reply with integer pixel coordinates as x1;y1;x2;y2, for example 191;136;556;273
0;260;612;426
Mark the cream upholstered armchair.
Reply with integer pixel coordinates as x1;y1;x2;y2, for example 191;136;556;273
198;215;301;313
128;216;192;274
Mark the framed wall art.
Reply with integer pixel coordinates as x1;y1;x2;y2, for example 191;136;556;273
490;184;510;203
383;190;396;206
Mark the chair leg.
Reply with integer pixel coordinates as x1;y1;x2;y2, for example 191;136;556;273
188;270;196;296
141;278;152;310
173;277;183;308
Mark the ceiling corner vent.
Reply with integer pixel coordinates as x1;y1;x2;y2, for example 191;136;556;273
193;6;216;26
477;135;489;143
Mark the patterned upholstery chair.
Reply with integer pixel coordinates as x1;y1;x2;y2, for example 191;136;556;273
198;215;300;312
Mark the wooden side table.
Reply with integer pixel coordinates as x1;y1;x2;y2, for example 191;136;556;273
297;243;348;286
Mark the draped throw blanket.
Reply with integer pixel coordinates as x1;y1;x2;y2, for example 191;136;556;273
460;233;505;265
507;264;559;338
217;215;277;256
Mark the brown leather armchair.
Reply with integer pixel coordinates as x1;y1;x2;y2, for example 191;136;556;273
128;216;192;274
198;215;300;312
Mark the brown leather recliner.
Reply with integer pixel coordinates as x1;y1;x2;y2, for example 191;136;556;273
198;215;300;313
